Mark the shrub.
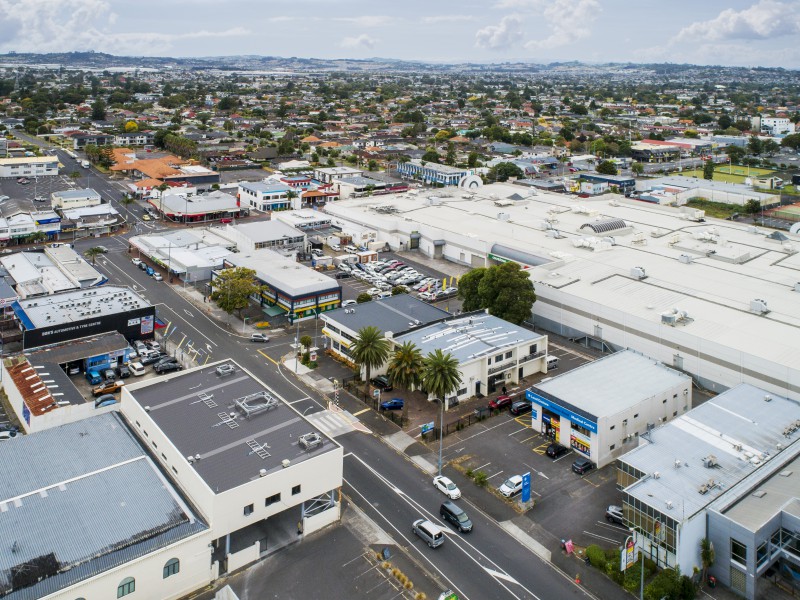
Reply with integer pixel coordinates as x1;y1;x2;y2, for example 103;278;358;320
465;468;474;479
473;470;488;487
586;545;607;570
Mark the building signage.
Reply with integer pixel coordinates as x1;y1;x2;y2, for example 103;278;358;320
521;472;531;503
127;317;141;327
421;421;435;435
526;390;598;433
621;536;638;571
140;315;154;335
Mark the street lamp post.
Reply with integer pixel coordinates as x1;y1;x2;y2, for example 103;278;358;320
437;397;445;476
242;316;249;335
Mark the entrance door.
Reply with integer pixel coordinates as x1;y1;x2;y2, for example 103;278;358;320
475;381;482;397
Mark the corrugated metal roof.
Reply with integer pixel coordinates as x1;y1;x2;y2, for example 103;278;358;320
0;413;207;598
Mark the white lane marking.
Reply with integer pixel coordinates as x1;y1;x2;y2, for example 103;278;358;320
483;568;520;585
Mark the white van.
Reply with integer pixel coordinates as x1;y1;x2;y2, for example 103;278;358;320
412;518;445;548
546;356;559;370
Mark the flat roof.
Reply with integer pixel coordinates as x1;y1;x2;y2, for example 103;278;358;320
0;413;206;599
18;285;150;328
239;181;291;194
323;294;448;335
275;210;332;228
0;156;58;165
225;250;339;297
405;159;469;174
232;220;304;243
125;360;340;493
533;350;690;419
160;190;238;214
620;384;800;520
395;312;544;365
50;188;101;200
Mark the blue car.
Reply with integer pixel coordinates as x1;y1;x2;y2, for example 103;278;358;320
380;398;404;411
145;266;155;276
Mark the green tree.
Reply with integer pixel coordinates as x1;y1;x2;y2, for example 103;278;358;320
209;267;263;315
351;326;390;394
631;162;644;175
445;142;456;166
467;151;479;168
763;139;780;156
744;198;761;215
91;99;106;121
487;162;524;182
596;160;618;175
781;133;800;151
700;538;715;585
391;285;408;295
717;114;732;130
422;349;461;407
300;335;313;352
356;292;372;304
386;341;424;391
458;262;536;324
421;149;440;163
748;135;763;155
84;246;105;265
727;145;746;163
702;160;715;180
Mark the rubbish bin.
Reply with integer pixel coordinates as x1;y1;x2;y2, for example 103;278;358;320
708;575;716;588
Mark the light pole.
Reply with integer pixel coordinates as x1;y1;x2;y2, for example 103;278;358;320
437;397;445;476
242;316;249;334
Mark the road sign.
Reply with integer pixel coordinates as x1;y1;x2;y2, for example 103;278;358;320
521;471;531;503
421;421;435;434
373;389;381;399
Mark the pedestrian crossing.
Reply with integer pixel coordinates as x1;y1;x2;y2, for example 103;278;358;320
306;409;362;438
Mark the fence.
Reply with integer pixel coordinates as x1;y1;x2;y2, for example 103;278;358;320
342;375;405;427
420;406;497;441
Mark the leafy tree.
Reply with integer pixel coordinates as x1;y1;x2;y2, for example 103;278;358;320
421;149;440;163
356;292;372;304
445;142;456;166
367;159;378;171
386;341;424;391
781;133;800;150
300;335;313;351
703;160;715;180
748;135;763;155
422;349;461;406
351;326;390;393
84;246;105;265
458;262;536;324
631;162;644;175
210;267;263;315
763;139;780;156
700;538;715;585
596;160;618;175
124;120;138;132
744;199;761;215
91;99;106;121
467;151;479;168
727;145;746;163
488;162;523;182
717;114;732;130
391;285;408;295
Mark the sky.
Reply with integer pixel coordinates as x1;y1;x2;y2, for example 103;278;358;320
0;0;799;68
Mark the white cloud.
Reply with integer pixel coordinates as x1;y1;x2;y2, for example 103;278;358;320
340;34;378;50
677;0;800;42
334;15;393;27
523;0;600;49
475;15;524;50
0;0;248;55
422;15;477;24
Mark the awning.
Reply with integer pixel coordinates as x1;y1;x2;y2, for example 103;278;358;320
410;233;421;240
433;240;445;247
262;304;286;317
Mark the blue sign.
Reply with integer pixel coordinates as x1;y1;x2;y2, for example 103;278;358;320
421;421;435;435
521;472;531;503
525;390;598;433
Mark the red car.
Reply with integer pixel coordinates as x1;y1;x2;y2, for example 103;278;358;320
488;395;512;410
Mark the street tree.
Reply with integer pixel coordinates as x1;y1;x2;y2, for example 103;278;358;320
748;135;763;155
386;341;424;391
356;292;372;304
457;262;536;325
703;159;715;180
726;145;746;163
596;160;618;175
631;162;644;175
209;267;263;315
422;349;461;407
744;199;761;215
84;247;105;265
351;326;390;393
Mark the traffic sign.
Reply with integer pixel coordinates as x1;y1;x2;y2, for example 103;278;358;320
521;471;531;503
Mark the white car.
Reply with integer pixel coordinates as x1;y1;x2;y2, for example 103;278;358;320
498;475;524;498
129;362;145;376
330;243;341;251
131;258;142;266
341;299;357;307
367;287;382;296
433;475;461;499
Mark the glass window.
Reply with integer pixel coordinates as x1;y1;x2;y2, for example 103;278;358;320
244;503;254;516
529;344;537;355
505;351;512;359
731;538;747;565
292;485;301;495
163;558;180;578
265;493;281;506
756;542;768;567
117;577;135;598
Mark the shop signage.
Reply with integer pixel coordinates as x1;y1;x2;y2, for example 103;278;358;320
526;390;598;433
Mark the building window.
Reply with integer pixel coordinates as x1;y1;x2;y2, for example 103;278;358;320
756;542;768;567
529;344;537;355
633;413;639;419
266;493;281;506
731;538;747;566
505;351;512;360
610;444;615;451
163;558;180;578
292;485;301;495
610;425;615;430
117;577;136;598
244;503;254;516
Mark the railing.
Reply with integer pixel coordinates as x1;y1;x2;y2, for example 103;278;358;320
488;361;516;375
518;351;545;364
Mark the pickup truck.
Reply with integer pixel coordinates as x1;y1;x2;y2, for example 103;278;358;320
92;380;124;397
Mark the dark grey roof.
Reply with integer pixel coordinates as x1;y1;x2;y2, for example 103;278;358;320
25;332;129;364
490;243;551;267
127;361;339;493
579;218;628;234
324;294;449;336
0;413;207;600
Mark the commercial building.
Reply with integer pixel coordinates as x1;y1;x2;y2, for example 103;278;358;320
214;221;306;254
616;384;800;599
321;295;448;365
13;285;155;349
636;176;773;207
153;189;244;224
391;311;548;406
129;228;235;283
221;250;341;322
0;249;105;299
396;159;473;186
50;188;102;210
526;350;692;467
0;156;59;178
323;185;800;402
580;173;635;195
631;142;681;163
121;360;343;575
756;117;795;136
313;166;364;184
238;182;297;212
0;412;211;600
59;203;125;238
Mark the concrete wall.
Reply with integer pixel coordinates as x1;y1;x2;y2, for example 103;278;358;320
226;542;260;573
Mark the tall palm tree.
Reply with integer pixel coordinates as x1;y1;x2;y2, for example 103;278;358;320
84;247;105;265
421;349;461;409
351;326;390;396
386;342;424;391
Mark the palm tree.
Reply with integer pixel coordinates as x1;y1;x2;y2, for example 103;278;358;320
386;342;424;391
84;247;105;265
700;538;715;584
421;349;461;409
351;326;390;397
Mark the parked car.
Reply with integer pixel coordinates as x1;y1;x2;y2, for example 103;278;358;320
370;375;393;391
102;368;116;382
215;363;236;376
155;361;183;374
412;518;445;549
92;380;124;397
0;429;18;440
572;457;595;475
329;243;340;251
498;475;524;498
95;246;108;253
146;340;161;352
117;364;131;379
606;505;625;525
440;500;473;533
33;196;47;203
433;475;461;500
129;362;145;376
335;272;351;279
509;399;532;416
380;397;404;411
145;266;155;276
85;369;102;385
17;177;30;184
152;272;163;281
341;299;357;307
138;261;148;271
139;353;165;366
94;394;118;408
488;395;512;410
250;333;270;342
546;442;569;459
131;258;142;266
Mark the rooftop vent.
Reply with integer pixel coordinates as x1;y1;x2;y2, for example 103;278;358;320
779;470;793;477
750;298;769;315
703;455;718;468
282;459;290;468
665;500;673;510
259;468;267;477
751;490;767;498
674;459;682;469
631;266;647;280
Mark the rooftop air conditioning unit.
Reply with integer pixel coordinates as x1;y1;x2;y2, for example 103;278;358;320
679;254;693;264
631;266;647;280
661;312;678;325
652;471;660;479
665;500;673;509
750;298;769;314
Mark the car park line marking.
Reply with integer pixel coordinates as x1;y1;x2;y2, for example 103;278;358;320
507;426;528;436
474;461;491;471
520;434;539;443
486;470;504;479
288;397;311;404
582;531;622;544
553;452;573;463
352;408;370;416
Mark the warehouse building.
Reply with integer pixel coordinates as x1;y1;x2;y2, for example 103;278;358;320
50;188;102;210
0;156;59;178
526;350;692;467
213;221;306;254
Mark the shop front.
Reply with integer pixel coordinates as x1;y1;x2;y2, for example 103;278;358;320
527;389;598;460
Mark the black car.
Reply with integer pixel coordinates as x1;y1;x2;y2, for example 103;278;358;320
138;261;148;271
370;375;393;391
155;361;183;374
509;399;532;416
546;442;569;459
117;364;131;379
154;356;178;368
335;271;351;279
440;501;473;533
140;353;165;366
572;457;595;475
